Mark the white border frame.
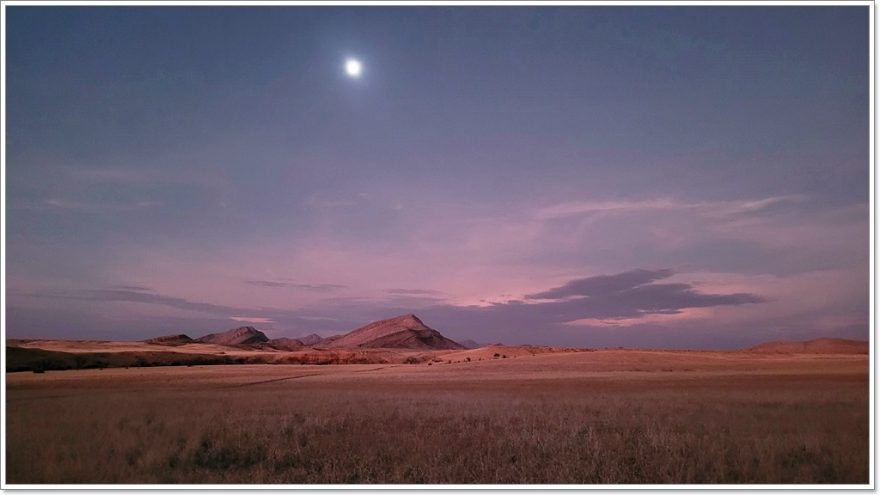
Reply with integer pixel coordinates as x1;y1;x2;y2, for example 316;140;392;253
0;0;874;490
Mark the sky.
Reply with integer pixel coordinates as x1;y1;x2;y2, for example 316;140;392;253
5;6;870;348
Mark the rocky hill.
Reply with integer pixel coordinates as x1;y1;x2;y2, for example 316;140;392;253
326;314;464;350
297;334;324;346
196;326;269;346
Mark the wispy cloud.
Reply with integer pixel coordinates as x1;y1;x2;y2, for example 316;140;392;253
20;287;355;334
302;191;372;210
245;280;347;291
110;285;154;292
230;316;274;324
66;166;221;189
70;167;160;184
29;288;241;316
533;195;807;221
386;288;444;296
37;198;164;211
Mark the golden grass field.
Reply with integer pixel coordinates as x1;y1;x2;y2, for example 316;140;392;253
5;349;869;484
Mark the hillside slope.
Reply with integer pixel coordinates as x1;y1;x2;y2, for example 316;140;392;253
196;326;269;345
327;314;464;350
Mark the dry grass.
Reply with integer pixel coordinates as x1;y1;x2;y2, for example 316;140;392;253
6;351;869;484
6;340;480;371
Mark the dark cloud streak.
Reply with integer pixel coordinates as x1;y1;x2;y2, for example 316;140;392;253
386;288;443;296
526;269;674;300
30;288;240;317
420;269;764;341
245;280;347;291
20;288;350;334
109;285;154;292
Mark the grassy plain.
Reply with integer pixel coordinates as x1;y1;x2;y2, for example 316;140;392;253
5;349;869;484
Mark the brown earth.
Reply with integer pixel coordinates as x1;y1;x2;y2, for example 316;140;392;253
5;350;868;484
6;334;869;373
745;337;868;354
143;334;195;346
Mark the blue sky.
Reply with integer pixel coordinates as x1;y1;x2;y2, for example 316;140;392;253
5;6;869;347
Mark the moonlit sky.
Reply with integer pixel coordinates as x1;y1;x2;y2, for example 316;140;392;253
5;6;869;348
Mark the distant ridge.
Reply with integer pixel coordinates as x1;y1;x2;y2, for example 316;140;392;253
745;337;867;354
255;337;305;351
144;334;195;346
297;334;324;346
327;314;465;350
196;326;269;346
264;338;305;351
459;339;481;349
317;335;343;346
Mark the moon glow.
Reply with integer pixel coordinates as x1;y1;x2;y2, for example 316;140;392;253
345;58;362;78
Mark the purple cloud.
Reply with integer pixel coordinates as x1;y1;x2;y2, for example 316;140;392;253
526;269;674;300
413;269;765;344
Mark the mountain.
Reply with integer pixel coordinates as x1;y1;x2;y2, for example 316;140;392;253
745;337;868;354
459;339;482;349
316;335;342;346
264;338;304;351
196;326;269;346
327;314;465;350
143;334;195;346
297;333;324;346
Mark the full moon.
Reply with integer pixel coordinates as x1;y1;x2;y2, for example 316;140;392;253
345;58;362;78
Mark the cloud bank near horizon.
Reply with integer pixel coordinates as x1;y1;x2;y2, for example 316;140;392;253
2;267;795;348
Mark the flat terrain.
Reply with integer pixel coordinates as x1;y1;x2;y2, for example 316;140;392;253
5;339;568;370
6;349;869;484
